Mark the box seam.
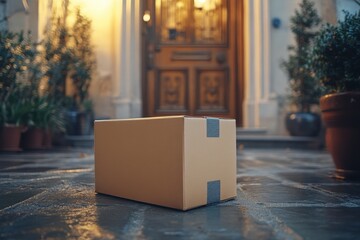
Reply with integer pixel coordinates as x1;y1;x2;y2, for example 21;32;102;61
182;117;186;210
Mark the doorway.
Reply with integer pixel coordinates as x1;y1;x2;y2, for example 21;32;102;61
142;0;243;125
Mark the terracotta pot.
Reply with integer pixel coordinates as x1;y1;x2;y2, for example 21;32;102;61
42;129;52;149
320;92;360;179
0;125;23;152
21;128;44;150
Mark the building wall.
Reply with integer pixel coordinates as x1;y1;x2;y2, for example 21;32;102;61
269;0;300;134
66;0;120;119
336;0;360;19
79;0;142;120
265;0;325;134
38;0;142;120
0;1;7;30
1;0;38;37
4;0;142;120
3;0;360;131
250;0;358;135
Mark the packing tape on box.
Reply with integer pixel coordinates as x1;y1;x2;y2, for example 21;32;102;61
207;180;221;204
206;118;220;138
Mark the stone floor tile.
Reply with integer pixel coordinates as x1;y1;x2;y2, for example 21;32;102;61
1;148;360;239
270;207;360;240
240;184;341;204
277;172;339;184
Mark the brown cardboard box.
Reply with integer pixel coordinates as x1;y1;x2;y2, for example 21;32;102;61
94;116;236;210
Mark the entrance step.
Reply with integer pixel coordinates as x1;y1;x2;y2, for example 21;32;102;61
236;128;268;135
66;135;94;148
236;135;323;149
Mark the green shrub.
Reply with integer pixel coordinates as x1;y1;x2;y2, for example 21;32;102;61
312;11;360;93
0;31;34;126
281;0;321;112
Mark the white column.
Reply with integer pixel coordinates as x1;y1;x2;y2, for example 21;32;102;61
258;0;279;134
243;0;257;128
243;0;279;134
112;0;142;119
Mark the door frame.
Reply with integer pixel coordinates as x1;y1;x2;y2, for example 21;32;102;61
234;0;244;126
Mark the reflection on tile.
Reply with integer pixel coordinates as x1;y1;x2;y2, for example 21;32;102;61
141;206;275;239
317;185;360;199
0;161;30;170
0;190;43;210
240;185;341;204
278;172;338;184
270;207;360;240
237;176;280;184
3;167;57;173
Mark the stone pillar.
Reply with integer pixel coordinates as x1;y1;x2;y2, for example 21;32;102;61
243;0;279;134
318;0;337;24
5;0;39;38
112;0;142;119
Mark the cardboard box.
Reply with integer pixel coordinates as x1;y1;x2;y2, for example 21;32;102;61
94;116;236;210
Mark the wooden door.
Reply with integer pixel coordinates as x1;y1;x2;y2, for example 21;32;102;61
143;0;242;121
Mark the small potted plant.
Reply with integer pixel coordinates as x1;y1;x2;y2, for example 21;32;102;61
21;96;46;150
0;31;33;151
41;6;95;136
19;41;46;150
312;10;360;179
67;8;96;136
21;96;66;149
43;100;66;148
0;89;29;151
281;0;322;136
41;5;73;104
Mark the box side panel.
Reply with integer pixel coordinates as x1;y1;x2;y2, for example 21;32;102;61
183;118;236;210
95;117;184;209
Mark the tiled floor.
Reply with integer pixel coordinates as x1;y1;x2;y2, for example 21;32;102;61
1;148;360;239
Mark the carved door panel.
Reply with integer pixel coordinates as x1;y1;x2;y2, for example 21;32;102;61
143;0;241;120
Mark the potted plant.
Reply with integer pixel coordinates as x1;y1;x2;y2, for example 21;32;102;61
66;8;96;136
0;89;29;151
43;100;66;148
312;9;360;179
281;0;322;136
21;96;66;149
21;96;46;150
21;55;66;149
41;5;73;104
19;41;46;150
41;6;95;136
0;31;33;151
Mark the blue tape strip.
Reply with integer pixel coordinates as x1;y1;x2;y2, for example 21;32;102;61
207;180;221;204
206;118;220;138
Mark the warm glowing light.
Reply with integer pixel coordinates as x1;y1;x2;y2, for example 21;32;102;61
194;0;207;9
143;10;151;22
176;1;184;8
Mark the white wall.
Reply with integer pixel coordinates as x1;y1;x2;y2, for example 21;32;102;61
244;0;305;134
263;0;337;135
268;0;300;134
69;0;116;119
5;0;38;39
38;0;143;119
0;2;6;30
336;0;360;19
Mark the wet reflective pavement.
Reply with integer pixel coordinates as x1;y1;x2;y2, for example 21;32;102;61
1;148;360;239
